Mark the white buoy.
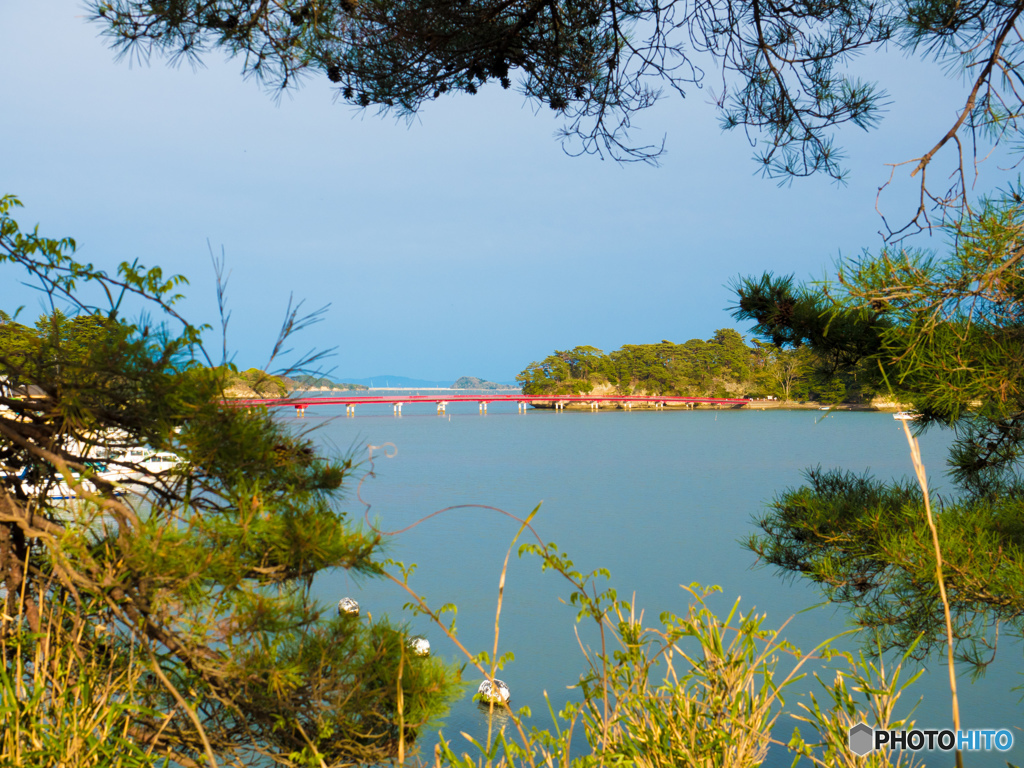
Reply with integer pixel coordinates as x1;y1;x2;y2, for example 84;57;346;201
408;636;430;656
338;597;360;616
476;679;511;704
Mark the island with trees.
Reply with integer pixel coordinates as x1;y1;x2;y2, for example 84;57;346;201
287;374;368;392
451;376;518;390
216;370;367;398
516;328;891;407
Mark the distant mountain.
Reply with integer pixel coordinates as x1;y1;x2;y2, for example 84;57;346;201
452;376;518;390
340;375;454;388
336;375;520;388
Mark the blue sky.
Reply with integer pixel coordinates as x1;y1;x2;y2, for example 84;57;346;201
0;3;992;382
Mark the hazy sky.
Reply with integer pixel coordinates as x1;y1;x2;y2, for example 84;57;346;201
0;3;996;382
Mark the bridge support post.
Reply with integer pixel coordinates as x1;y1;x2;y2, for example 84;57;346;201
482;402;488;413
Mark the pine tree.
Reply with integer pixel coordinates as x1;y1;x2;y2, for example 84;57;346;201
0;195;461;766
85;0;1024;227
733;193;1024;670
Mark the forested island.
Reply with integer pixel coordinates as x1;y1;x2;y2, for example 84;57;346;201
223;370;367;398
517;328;888;405
451;376;517;390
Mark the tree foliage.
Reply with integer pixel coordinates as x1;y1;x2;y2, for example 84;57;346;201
87;0;1024;227
0;195;461;767
734;193;1024;669
515;330;847;401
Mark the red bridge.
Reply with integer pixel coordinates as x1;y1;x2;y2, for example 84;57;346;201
229;393;750;416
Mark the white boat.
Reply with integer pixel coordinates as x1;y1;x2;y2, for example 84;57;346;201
98;447;184;484
7;467;100;501
140;451;182;474
1;438;179;502
893;411;920;421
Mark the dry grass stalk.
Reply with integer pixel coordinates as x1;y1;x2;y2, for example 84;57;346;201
900;420;963;768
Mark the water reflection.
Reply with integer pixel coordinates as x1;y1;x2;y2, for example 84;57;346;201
300;407;1021;766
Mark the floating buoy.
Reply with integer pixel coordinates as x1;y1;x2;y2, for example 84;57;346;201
408;636;430;656
338;597;360;616
476;679;511;704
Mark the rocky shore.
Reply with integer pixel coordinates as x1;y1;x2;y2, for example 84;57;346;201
525;384;911;412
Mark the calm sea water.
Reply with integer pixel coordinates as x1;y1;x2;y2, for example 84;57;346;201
294;396;1022;766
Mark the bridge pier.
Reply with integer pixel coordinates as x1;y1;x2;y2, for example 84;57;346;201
393;402;403;415
294;404;307;417
437;401;447;414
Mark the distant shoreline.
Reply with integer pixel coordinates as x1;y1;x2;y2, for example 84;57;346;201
526;398;910;411
742;400;908;411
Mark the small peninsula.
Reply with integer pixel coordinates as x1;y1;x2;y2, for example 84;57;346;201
518;329;906;408
451;376;518;390
223;369;367;398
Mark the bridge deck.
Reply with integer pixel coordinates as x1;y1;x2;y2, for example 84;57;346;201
230;394;750;407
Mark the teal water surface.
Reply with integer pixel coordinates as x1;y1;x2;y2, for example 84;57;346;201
298;401;1021;766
